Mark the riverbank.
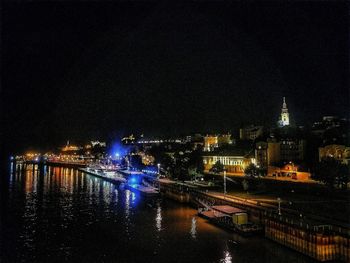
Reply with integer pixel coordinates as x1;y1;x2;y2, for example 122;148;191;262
15;162;349;262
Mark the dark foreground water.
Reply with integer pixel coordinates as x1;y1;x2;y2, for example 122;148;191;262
1;164;316;263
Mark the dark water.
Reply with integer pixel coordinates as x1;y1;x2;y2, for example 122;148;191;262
1;164;316;263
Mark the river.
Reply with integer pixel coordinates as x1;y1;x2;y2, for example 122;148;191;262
1;164;316;262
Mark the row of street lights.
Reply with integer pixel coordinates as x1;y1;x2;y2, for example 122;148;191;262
223;170;283;215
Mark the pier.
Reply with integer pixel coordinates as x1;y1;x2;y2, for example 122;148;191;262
78;167;159;197
78;168;126;184
125;184;159;197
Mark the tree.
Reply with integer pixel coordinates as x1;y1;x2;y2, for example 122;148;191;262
188;166;198;181
336;163;350;189
130;155;143;170
210;161;224;174
242;179;249;191
244;163;258;177
258;168;267;177
312;157;350;189
188;149;204;174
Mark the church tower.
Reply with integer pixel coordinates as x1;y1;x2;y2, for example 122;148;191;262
279;97;290;127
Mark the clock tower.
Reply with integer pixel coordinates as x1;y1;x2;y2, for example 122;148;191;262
278;97;290;127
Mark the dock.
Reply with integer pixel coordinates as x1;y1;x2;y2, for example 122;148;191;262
78;168;127;184
125;184;159;197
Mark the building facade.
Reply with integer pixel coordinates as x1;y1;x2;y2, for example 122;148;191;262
319;144;350;165
280;138;306;162
203;154;255;174
239;125;264;140
255;138;305;167
204;134;232;152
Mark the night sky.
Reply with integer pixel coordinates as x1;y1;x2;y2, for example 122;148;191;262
2;1;349;154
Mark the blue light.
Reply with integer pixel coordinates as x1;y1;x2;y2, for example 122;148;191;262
109;141;130;160
128;175;141;185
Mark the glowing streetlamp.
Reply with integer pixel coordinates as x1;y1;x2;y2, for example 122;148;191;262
157;163;161;176
277;197;282;215
223;170;227;200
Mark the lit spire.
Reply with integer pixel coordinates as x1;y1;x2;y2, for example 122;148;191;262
279;97;290;126
283;97;287;109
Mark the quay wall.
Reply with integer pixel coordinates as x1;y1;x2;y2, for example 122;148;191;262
265;215;350;262
46;161;87;168
160;183;191;203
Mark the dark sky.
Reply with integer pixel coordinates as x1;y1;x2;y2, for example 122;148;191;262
1;1;349;153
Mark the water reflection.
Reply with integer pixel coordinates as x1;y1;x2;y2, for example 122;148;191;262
190;217;197;239
125;189;131;219
221;250;232;263
156;205;162;231
2;165;316;263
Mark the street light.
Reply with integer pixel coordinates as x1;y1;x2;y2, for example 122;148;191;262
223;170;227;200
157;163;161;176
277;197;282;215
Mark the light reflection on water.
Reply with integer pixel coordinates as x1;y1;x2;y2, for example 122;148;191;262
221;250;233;263
190;217;197;239
2;165;317;263
156;205;162;232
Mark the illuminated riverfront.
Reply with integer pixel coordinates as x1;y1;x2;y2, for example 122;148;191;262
3;164;318;263
2;1;349;263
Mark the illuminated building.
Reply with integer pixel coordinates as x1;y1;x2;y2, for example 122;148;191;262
239;125;263;140
61;141;81;152
278;97;290;127
138;152;155;165
137;137;183;144
255;137;307;180
267;163;310;180
121;134;135;144
203;147;255;174
204;134;232;152
204;136;218;152
90;141;106;147
318;144;350;165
